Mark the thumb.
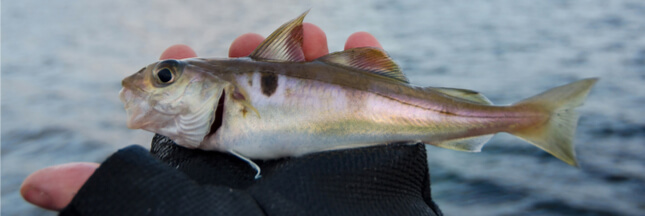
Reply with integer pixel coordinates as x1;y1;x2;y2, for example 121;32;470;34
21;162;99;211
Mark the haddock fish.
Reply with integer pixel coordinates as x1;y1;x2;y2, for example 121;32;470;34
120;11;597;177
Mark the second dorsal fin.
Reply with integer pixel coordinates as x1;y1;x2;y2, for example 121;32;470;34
429;87;493;105
248;11;308;62
316;47;409;83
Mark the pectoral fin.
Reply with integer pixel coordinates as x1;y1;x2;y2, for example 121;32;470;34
230;86;261;118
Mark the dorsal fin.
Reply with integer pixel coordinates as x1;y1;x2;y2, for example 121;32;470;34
429;87;493;105
316;47;409;83
248;11;308;62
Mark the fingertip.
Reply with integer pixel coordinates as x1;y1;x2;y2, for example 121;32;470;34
159;44;197;60
21;163;99;210
229;33;265;58
302;23;329;61
21;185;53;211
344;32;383;50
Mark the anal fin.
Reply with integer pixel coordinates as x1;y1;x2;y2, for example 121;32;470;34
429;135;494;152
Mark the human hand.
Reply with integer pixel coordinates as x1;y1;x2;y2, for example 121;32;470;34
21;23;385;211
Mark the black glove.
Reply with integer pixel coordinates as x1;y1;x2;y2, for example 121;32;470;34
60;134;443;216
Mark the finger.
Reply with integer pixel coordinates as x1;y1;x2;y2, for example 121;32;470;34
21;162;100;211
159;44;197;60
228;33;265;58
344;31;383;50
302;23;329;61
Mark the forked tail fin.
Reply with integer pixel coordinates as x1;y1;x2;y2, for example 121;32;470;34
510;78;598;167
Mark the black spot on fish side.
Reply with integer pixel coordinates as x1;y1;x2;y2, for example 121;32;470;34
261;73;278;97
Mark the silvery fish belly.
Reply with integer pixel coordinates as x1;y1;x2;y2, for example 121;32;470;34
119;11;598;168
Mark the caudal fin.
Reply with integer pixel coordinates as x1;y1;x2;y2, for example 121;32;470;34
510;78;598;167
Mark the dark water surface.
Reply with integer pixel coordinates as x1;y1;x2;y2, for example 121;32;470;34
3;0;645;215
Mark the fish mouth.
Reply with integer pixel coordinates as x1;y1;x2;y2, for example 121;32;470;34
119;87;148;129
206;90;226;139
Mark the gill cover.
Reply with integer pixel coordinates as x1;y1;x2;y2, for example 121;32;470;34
120;59;226;148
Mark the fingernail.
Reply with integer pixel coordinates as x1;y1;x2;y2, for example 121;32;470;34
23;187;53;209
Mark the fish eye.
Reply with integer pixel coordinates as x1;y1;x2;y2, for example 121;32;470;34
157;68;173;83
153;60;183;86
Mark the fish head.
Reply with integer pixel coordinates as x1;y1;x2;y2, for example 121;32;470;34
119;59;228;148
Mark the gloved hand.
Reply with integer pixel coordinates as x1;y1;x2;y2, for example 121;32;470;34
60;134;442;216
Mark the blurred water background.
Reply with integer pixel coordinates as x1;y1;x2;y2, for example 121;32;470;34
2;0;645;215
